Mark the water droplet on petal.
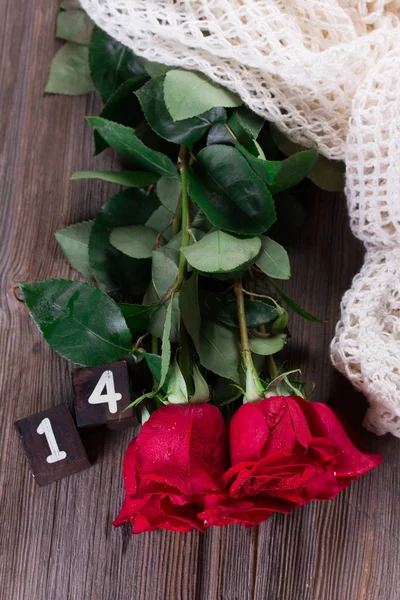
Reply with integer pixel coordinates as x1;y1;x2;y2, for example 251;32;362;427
167;447;175;457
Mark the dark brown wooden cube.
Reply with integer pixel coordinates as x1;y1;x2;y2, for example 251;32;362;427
14;404;91;486
72;360;137;429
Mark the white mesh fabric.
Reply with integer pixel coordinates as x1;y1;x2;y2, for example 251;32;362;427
80;0;400;436
331;247;400;436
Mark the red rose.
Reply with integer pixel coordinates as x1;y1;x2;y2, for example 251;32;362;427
198;494;285;528
113;403;228;533
223;396;382;513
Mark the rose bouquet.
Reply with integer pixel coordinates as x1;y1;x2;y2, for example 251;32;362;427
20;6;381;533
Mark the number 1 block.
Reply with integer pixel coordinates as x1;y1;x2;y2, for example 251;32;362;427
15;405;91;486
73;361;137;429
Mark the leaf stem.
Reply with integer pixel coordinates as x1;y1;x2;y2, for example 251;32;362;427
241;288;280;307
234;277;252;370
258;323;279;381
267;355;279;380
177;145;190;284
172;194;182;236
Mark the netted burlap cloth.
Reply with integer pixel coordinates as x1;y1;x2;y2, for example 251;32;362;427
80;0;400;437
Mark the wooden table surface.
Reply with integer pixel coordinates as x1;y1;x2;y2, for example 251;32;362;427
1;2;399;599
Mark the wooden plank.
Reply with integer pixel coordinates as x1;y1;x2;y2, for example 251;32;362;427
0;1;399;599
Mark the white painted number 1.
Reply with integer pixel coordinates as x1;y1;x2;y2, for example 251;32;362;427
37;418;67;464
88;370;122;414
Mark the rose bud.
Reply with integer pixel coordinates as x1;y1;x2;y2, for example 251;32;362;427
223;395;382;514
113;402;228;533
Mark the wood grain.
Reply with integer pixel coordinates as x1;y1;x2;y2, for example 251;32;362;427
1;2;399;599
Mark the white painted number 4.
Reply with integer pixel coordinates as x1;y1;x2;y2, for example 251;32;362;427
88;370;122;414
37;418;67;464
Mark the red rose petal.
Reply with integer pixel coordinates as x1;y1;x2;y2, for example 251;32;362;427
294;399;383;478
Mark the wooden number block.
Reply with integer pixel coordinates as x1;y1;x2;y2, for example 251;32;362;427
15;404;91;486
73;360;137;429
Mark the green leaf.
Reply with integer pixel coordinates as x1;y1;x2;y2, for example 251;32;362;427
234;142;281;185
256;236;290;280
143;247;180;341
181;230;261;274
227;108;264;155
94;75;149;154
249;332;287;355
89;188;159;292
87;117;178;179
110;225;158;259
56;8;94;45
308;158;345;193
160;298;174;389
198;321;241;383
142;60;172;78
136;76;227;144
54;221;94;280
206;123;234;146
271;282;322;323
21;280;132;365
212;377;242;406
229;108;264;140
164;70;241;121
145;206;174;242
167;229;206;251
236;142;317;194
60;0;81;8
179;273;201;349
269;150;318;195
148;297;180;342
89;26;146;102
143;352;171;393
206;295;279;328
156;176;181;212
270;308;289;333
179;274;240;382
119;304;158;339
45;43;94;95
70;170;159;187
270;125;345;192
188;145;276;235
145;247;179;301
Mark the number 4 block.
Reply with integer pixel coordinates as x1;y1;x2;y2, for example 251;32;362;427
73;361;137;429
15;405;91;486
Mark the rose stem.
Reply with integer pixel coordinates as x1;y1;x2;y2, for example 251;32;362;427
177;145;193;391
172;194;182;236
158;145;191;305
258;322;279;380
177;145;190;287
234;277;253;371
267;355;279;380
